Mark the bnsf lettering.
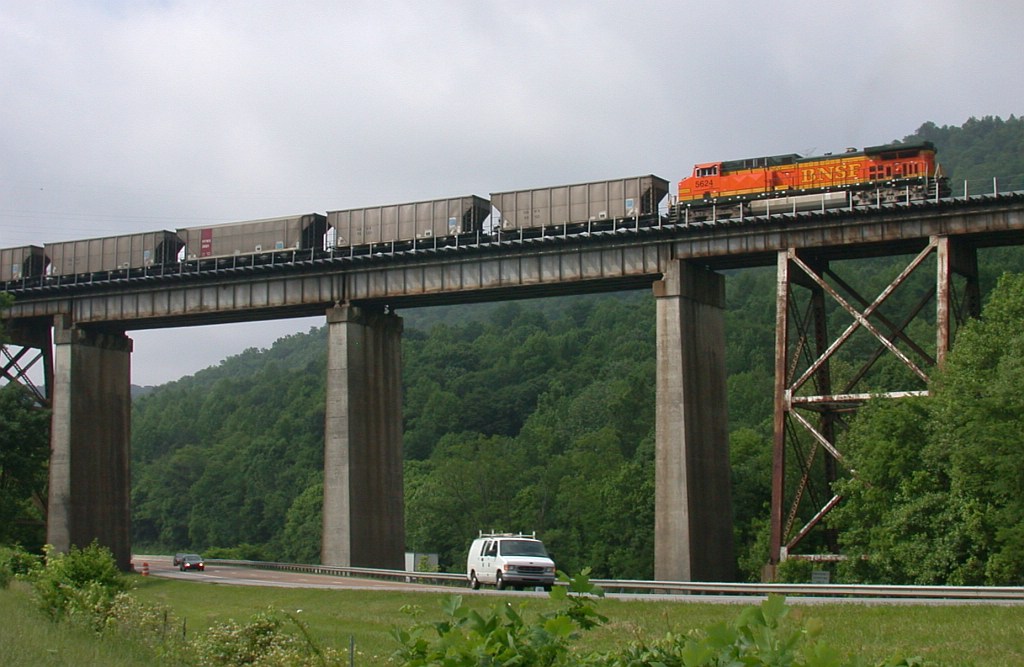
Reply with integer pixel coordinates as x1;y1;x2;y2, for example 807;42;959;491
801;163;863;184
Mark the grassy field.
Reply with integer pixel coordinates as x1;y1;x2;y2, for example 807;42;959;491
0;582;157;666
3;575;1024;665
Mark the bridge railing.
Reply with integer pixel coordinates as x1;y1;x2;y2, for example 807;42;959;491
953;174;1024;198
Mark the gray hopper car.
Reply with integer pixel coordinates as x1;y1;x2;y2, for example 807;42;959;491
179;213;328;260
0;245;48;282
491;174;669;232
46;231;183;277
328;195;490;247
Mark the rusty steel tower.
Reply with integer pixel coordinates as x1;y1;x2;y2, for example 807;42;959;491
767;236;982;575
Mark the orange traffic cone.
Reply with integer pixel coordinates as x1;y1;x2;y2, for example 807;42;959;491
142;562;149;576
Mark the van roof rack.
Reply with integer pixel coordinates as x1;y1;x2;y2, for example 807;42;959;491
478;530;537;539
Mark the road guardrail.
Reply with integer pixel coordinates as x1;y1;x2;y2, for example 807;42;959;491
196;558;1024;601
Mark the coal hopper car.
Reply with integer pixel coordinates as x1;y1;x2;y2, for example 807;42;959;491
0;245;49;286
45;231;183;281
178;213;328;267
328;195;490;251
490;174;669;235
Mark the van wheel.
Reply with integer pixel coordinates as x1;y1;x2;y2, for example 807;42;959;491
496;572;505;590
470;571;480;590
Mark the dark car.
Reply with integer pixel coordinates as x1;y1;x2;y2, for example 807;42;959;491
179;554;205;572
172;552;186;566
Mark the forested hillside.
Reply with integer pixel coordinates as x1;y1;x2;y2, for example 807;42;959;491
125;115;1024;581
916;115;1024;188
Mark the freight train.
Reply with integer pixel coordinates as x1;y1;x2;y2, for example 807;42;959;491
0;141;945;288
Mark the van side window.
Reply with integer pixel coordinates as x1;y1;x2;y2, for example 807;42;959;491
486;542;498;557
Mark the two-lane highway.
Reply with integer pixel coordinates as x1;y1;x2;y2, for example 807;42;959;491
132;555;1024;605
133;555;468;593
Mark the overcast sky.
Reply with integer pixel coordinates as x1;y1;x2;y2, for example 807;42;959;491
2;1;1022;386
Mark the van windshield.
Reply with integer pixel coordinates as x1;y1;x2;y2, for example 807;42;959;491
499;540;548;557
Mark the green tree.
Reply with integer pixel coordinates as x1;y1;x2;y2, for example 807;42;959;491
929;272;1024;584
280;477;323;563
0;384;50;550
131;445;206;547
0;292;50;550
835;272;1024;585
405;433;531;568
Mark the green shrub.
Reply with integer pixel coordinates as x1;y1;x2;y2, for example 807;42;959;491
103;591;189;659
29;542;129;623
775;557;815;583
588;595;842;666
186;607;345;666
0;544;41;588
392;570;929;666
392;569;607;666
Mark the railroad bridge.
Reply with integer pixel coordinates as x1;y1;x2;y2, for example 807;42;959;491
3;192;1024;580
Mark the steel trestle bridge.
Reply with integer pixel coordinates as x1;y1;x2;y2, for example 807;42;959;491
4;189;1024;579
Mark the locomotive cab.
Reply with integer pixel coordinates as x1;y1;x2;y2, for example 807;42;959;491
680;162;722;201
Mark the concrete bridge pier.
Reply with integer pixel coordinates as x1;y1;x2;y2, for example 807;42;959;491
48;315;133;570
653;260;736;581
322;304;405;568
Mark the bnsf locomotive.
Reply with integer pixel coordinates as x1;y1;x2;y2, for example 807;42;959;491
675;141;945;221
0;141;946;287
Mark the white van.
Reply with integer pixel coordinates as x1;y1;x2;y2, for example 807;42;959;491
466;531;556;591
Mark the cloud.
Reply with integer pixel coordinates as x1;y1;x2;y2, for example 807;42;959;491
2;0;1022;384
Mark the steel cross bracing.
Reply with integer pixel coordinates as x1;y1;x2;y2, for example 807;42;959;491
0;320;53;408
769;236;980;570
1;345;48;405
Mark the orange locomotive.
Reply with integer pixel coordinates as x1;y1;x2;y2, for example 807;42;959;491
673;141;946;221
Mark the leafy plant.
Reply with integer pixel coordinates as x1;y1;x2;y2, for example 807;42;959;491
0;544;41;588
392;571;929;666
185;607;348;666
774;557;814;584
392;569;606;666
28;541;128;622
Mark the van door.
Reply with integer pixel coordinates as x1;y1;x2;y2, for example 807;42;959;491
479;540;496;583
